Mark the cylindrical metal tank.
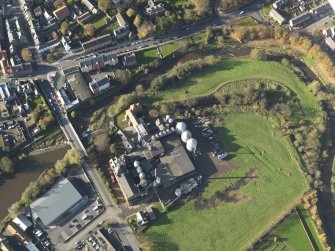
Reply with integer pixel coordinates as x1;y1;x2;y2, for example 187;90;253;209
140;178;148;187
176;122;187;134
181;130;192;143
134;161;140;168
136;166;143;173
139;172;145;179
186;138;197;153
175;188;182;197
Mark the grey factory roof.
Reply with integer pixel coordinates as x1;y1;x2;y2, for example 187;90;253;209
13;215;32;232
157;137;195;186
30;178;83;226
117;172;140;200
160;144;195;177
144;140;165;160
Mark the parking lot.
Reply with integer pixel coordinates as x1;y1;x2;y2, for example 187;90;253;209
155;117;238;207
187;117;238;179
39;168;104;246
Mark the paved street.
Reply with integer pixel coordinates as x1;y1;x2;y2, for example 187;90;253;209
2;0;266;84
38;80;140;250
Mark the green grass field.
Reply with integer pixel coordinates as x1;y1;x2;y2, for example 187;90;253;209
232;17;259;28
299;207;324;251
136;49;161;65
159;43;177;57
146;113;309;251
92;15;109;30
149;57;320;120
272;211;314;251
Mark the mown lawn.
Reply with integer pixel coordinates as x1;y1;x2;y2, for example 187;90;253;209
92;15;109;30
136;48;161;65
300;207;325;251
150;57;320;120
273;211;314;251
232;17;259;28
145;113;309;251
159;43;177;57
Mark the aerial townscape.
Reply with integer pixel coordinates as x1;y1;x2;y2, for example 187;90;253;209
2;0;335;250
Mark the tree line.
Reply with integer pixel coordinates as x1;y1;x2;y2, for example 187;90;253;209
8;149;83;217
0;156;14;175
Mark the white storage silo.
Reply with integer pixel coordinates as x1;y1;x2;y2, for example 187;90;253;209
181;130;192;143
186;138;197;153
134;161;140;168
140;178;148;187
139;172;146;180
136;166;143;173
176;122;187;134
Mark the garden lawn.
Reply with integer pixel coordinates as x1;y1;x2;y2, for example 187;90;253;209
136;49;161;65
232;16;259;28
151;57;320;120
92;15;109;30
145;113;309;251
159;43;177;57
272;210;314;251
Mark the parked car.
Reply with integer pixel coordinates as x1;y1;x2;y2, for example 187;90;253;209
218;153;228;160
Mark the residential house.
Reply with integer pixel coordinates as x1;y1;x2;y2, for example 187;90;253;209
0;82;11;100
5;17;28;47
81;34;115;52
325;36;335;51
0;19;5;43
323;28;335;38
88;75;110;94
146;0;165;16
33;6;42;17
312;2;332;17
113;26;130;39
273;0;289;10
79;52;118;72
0;233;15;251
289;12;311;27
62;36;72;51
113;12;130;39
53;5;70;21
81;0;98;14
116;12;128;27
77;11;93;24
37;38;61;53
41;19;59;37
269;8;286;25
123;53;137;67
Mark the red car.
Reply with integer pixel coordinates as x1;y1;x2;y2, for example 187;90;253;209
109;169;116;183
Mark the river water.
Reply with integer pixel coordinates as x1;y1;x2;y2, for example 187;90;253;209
0;146;70;220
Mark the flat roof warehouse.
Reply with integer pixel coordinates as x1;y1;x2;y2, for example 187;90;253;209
30;178;88;227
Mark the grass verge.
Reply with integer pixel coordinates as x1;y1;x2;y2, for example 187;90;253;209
145;113;309;251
